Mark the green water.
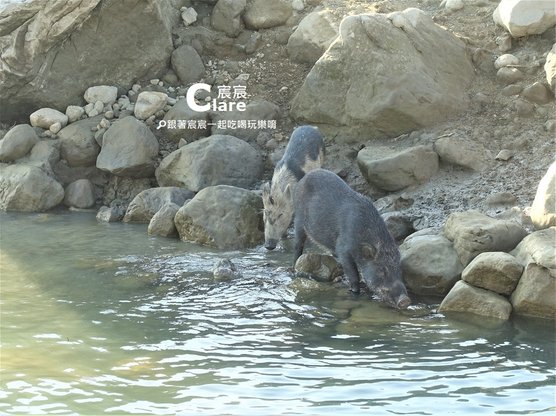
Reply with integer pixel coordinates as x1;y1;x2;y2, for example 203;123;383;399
0;211;554;415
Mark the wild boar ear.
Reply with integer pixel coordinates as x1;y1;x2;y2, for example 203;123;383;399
362;243;379;260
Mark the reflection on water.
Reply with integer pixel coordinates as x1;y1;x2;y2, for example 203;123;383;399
0;212;554;415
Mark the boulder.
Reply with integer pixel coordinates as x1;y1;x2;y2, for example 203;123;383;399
434;135;489;171
171;45;205;85
294;253;343;282
286;11;339;65
357;145;439;192
211;0;246;37
243;0;292;30
156;135;263;191
63;179;95;209
290;8;474;139
134;91;168;120
439;280;513;320
461;252;523;295
123;187;194;223
400;233;464;296
510;227;556;272
84;85;118;106
511;263;555;319
444;210;528;266
25;140;60;172
57;116;102;167
162;98;209;142
521;82;552;105
96;116;159;178
530;161;556;230
174;185;263;249
0;164;64;212
211;100;280;140
101;176;153;207
29;108;68;130
147;202;180;237
0;0;179;122
545;43;556;92
493;0;556;38
0;124;39;162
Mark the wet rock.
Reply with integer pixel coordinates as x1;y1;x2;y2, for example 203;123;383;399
511;263;555;319
171;45;205;85
84;86;118;106
434;135;488;171
439;281;512;320
29;108;68;130
58;116;102;167
63;179;95;209
211;0;246;37
0;164;64;212
96;205;125;222
400;233;463;296
156;135;263;191
357;145;439;192
97;116;159;178
530;161;556;230
286;10;339;65
290;8;474;138
174;185;263;249
124;187;193;223
545;43;556;92
295;253;343;282
521;82;552;105
134;91;168;120
444;210;528;266
211;100;280;140
494;53;519;69
496;67;524;84
461;252;523;295
163;99;209;142
493;0;556;37
0;124;39;162
243;0;292;29
147;202;180;237
213;258;242;280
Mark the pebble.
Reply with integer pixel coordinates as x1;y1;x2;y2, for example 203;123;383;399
514;99;534;117
495;149;514;161
501;84;522;96
496;67;524;85
494;54;519;69
521;82;552;105
145;115;156;125
444;0;464;11
49;122;62;134
132;84;141;92
292;0;305;11
150;79;160;85
181;7;197;26
178;139;188;148
486;192;517;206
66;105;85;123
104;110;114;119
99;118;111;129
545;119;556;133
94;100;104;113
495;34;512;52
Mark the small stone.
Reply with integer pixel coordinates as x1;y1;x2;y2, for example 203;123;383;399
96;205;125;222
544;119;556;132
49;122;62;134
495;34;512;52
181;7;197;26
149;79;159;85
295;253;343;282
292;0;305;11
486;192;517;206
521;82;552;105
132;84;141;92
134;91;168;120
495;149;514;161
99;118;111;129
84;85;118;105
501;84;522;96
94;100;104;113
104;110;114;120
494;53;519;69
66;105;85;123
444;0;464;11
178;138;188;148
213;258;242;280
514;99;535;117
496;67;524;85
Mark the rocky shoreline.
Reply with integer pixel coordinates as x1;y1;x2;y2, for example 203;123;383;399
0;0;554;321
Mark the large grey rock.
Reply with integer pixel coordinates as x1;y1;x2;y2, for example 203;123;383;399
493;0;556;38
84;85;118;106
511;263;555;319
434;135;489;171
25;140;60;172
0;164;64;212
57;116;101;167
400;233;464;296
171;45;205;85
530;161;556;230
510;227;556;272
163;99;209;142
0;124;39;162
287;11;338;65
134;91;168;120
290;8;474;139
461;251;523;295
521;82;552;105
444;210;528;266
174;185;263;249
439;281;512;320
123;187;194;223
243;0;292;29
0;0;179;122
147;202;180;237
96;116;159;178
211;100;280;140
29;108;68;129
63;179;95;209
211;0;246;37
156;135;263;191
545;43;556;92
357;145;439;192
294;253;343;282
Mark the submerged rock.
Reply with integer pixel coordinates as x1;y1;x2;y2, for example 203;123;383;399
147;203;180;238
213;258;242;280
124;187;193;223
294;253;343;282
